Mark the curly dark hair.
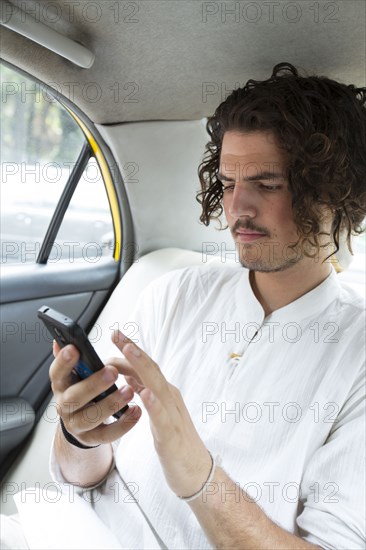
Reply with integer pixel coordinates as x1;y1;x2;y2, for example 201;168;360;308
196;62;366;258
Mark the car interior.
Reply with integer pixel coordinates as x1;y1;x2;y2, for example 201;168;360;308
0;0;365;520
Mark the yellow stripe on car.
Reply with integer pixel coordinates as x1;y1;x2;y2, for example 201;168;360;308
65;107;121;261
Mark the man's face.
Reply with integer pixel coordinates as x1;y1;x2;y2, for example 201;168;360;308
220;130;324;272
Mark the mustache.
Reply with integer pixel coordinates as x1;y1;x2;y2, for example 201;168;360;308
233;220;270;236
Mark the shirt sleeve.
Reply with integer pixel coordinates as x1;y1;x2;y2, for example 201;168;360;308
296;365;366;549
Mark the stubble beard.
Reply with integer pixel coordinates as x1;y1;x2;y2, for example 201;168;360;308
236;240;305;272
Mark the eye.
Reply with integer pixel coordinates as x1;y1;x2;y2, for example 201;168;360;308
222;184;235;192
260;184;282;192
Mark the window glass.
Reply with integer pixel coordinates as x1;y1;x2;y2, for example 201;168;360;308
0;63;114;265
50;158;114;263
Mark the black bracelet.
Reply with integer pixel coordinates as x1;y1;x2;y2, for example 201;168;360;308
59;417;100;450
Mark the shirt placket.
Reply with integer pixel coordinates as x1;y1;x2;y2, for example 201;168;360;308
226;319;262;372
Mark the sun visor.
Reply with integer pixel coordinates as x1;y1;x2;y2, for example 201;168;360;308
0;0;95;69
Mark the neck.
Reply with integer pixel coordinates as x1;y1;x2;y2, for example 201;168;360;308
250;260;332;317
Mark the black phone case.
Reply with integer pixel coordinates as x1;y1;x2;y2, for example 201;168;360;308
38;305;128;419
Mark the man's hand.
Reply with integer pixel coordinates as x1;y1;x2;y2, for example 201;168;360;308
111;330;212;498
50;341;142;447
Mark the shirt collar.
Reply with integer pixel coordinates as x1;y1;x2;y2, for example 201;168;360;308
235;266;342;325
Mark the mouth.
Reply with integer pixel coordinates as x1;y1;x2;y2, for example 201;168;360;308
235;230;267;242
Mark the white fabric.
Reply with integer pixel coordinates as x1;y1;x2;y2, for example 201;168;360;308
12;489;121;550
17;264;366;549
0;513;29;550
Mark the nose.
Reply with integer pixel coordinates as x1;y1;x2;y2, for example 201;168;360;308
227;185;257;219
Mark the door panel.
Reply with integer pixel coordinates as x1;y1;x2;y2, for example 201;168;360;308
1;257;118;303
0;260;120;473
1;259;119;404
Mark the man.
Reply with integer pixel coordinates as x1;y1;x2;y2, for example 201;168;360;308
3;62;366;548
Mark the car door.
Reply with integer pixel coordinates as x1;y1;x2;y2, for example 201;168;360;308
0;61;134;478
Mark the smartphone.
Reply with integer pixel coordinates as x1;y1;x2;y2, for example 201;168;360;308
38;305;128;419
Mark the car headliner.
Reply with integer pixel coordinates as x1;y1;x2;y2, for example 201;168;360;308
1;0;365;124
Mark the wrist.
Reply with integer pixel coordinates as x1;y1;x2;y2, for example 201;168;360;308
59;417;100;450
177;450;220;503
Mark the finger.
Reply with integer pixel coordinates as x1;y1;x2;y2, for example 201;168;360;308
98;405;143;443
63;381;134;432
104;356;144;386
111;330;142;357
112;330;169;399
49;345;80;393
64;403;143;447
137;388;173;444
59;365;119;414
124;375;145;394
52;339;61;357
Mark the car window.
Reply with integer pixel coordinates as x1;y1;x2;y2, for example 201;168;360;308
0;63;114;265
51;158;114;262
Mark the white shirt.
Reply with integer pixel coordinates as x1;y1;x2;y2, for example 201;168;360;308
51;264;366;549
